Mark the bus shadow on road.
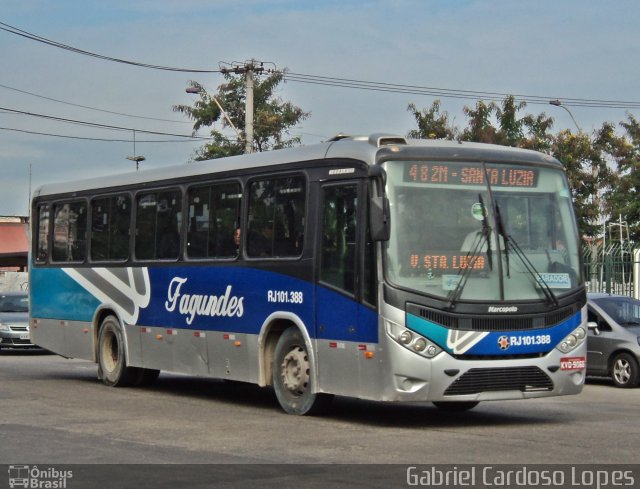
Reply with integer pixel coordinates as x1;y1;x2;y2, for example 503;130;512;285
140;374;567;428
326;396;566;428
45;366;569;429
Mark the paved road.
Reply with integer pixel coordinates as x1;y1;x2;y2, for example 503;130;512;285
1;351;638;486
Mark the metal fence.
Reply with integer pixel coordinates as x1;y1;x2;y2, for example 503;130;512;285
583;242;639;297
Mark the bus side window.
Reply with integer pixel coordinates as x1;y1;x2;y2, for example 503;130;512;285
35;203;50;263
187;182;242;259
320;184;358;294
247;175;305;258
91;194;131;261
51;201;87;262
135;190;182;260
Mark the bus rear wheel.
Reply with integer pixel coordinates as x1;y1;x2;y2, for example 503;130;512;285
272;327;333;415
98;315;141;387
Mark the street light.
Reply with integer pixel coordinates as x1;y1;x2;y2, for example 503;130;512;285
126;155;145;171
549;99;582;132
550;100;601;221
185;86;246;151
126;129;145;170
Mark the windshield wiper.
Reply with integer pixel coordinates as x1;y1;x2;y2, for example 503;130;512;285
493;202;559;307
446;194;492;309
479;194;493;272
494;203;509;278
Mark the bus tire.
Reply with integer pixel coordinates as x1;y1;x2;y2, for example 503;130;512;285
272;327;333;415
610;352;639;388
432;401;479;411
97;315;140;387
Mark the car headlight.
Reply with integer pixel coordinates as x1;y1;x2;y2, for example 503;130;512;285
386;320;442;359
557;325;587;353
0;322;11;332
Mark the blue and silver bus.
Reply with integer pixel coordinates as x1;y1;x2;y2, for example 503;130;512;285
30;134;587;414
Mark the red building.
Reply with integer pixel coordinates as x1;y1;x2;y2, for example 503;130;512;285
0;217;29;271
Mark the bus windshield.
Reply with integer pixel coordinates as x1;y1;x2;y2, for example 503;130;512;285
382;160;582;303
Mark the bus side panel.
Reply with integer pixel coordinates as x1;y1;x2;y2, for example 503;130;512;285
125;324;143;366
315;286;379;397
64;319;95;360
30;267;99;361
209;331;251;381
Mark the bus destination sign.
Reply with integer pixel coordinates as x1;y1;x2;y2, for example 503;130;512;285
403;162;539;188
407;252;488;272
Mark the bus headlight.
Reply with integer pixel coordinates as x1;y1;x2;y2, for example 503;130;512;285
399;330;413;345
385;320;442;359
557;326;586;354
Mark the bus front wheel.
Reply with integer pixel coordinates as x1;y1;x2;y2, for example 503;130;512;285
98;315;140;387
272;327;333;415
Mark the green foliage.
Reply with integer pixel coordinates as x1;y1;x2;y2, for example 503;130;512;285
604;115;640;241
173;71;309;160
406;100;457;140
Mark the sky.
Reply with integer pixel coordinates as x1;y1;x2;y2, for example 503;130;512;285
1;0;639;216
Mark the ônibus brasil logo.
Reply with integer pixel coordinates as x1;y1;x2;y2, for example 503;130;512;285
8;465;73;488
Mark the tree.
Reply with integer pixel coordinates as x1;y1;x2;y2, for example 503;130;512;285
173;71;309;160
493;95;527;147
406;100;457;140
550;130;601;238
603;115;640;241
461;100;498;143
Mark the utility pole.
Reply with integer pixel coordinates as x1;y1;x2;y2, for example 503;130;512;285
245;65;254;154
220;59;267;154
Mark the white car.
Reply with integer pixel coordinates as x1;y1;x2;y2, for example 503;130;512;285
0;292;34;350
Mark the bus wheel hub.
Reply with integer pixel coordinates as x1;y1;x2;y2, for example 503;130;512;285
281;347;309;394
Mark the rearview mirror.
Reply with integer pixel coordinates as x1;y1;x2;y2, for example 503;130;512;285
370;196;390;241
587;321;600;335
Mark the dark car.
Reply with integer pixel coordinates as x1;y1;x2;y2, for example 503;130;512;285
586;293;640;387
0;291;34;350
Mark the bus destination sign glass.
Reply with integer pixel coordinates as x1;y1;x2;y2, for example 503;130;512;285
406;252;488;272
403;162;539;188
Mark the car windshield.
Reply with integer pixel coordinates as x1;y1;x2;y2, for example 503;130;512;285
593;296;640;326
382;160;582;303
0;294;28;312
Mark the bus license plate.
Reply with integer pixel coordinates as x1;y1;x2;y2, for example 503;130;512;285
560;357;585;370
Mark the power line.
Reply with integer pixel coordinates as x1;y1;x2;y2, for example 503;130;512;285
0;20;218;73
4;18;639;115
0;126;208;142
0;82;191;124
284;72;640;109
0;105;212;139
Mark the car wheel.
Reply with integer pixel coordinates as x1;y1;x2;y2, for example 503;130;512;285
610;353;640;388
272;327;333;415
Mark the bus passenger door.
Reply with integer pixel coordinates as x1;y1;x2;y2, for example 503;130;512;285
316;182;363;395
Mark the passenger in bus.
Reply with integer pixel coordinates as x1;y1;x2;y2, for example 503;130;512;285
248;222;273;257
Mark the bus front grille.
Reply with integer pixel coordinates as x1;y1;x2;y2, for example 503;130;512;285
408;303;579;331
444;366;553;396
